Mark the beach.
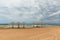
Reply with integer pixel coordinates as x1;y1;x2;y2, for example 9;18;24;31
0;26;60;40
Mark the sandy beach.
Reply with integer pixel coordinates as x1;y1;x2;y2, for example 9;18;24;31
0;26;60;40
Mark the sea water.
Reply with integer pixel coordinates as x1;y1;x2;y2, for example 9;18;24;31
0;24;56;27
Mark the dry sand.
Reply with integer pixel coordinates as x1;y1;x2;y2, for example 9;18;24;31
0;26;60;40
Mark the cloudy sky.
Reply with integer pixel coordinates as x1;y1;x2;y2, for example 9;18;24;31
0;0;60;24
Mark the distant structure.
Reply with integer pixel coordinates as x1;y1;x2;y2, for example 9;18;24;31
8;22;44;28
10;22;26;28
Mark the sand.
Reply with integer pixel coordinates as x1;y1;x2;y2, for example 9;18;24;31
0;26;60;40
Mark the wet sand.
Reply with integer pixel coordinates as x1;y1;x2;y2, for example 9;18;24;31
0;26;60;40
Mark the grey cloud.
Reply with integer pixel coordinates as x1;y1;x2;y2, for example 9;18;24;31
0;0;60;23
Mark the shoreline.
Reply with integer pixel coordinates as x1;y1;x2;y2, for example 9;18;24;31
0;25;59;29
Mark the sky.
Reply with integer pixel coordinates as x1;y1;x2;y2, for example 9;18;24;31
0;0;60;24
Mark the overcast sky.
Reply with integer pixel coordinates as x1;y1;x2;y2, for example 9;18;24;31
0;0;60;23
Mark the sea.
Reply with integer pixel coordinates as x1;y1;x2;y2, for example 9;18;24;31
0;24;59;27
